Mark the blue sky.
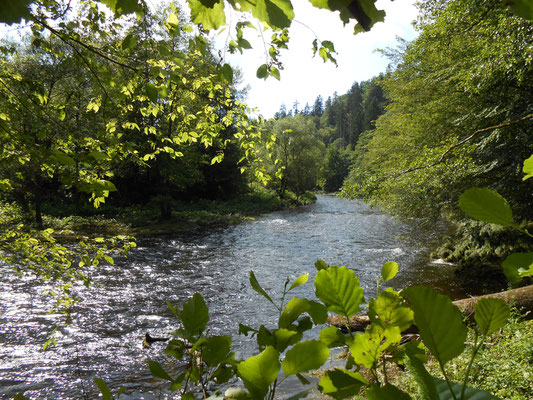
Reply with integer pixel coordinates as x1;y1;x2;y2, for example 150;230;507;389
218;0;419;118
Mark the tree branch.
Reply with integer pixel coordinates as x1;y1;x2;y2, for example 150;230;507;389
397;113;533;176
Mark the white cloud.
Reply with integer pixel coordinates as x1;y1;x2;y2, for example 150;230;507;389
220;0;419;118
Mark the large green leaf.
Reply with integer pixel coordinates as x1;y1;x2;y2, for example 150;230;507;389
279;297;309;328
433;377;499;400
405;354;439;400
474;298;510;336
180;293;209;337
502;252;533;284
459;188;514;226
366;383;412;400
281;340;330;376
318;368;367;399
237;346;280;399
188;0;226;30
0;0;31;24
508;0;533;20
403;286;466;365
314;265;364;318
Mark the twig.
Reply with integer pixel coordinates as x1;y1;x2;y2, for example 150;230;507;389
397;113;533;176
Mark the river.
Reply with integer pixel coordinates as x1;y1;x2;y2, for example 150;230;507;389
0;195;492;399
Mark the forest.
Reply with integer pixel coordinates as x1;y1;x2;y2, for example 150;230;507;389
1;0;532;399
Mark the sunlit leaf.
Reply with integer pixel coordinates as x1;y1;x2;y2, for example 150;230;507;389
188;0;226;30
237;346;280;399
314;265;364;318
282;340;329;376
289;273;309;291
381;261;398;281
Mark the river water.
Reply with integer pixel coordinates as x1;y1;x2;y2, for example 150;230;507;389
0;195;493;399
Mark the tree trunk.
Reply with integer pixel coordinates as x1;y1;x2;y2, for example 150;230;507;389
327;285;533;332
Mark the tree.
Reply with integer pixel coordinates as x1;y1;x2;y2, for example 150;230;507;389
264;114;324;199
344;0;533;225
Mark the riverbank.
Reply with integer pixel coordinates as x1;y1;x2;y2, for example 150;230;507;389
1;189;315;238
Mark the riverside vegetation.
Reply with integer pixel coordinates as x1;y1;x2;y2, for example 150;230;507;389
1;0;532;399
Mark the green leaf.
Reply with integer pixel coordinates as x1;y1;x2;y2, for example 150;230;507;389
237;346;280;399
289;273;309;291
146;83;158;103
315;259;328;271
366;383;412;400
53;150;76;166
508;0;533;20
224;387;249;400
348;326;392;369
165;339;187;359
192;336;232;366
256;64;268;79
180;293;209;337
314;265;364;318
221;63;233;83
522;154;533;180
249;271;275;305
188;0;226;30
282;340;330;376
403;286;466;365
459;188;514;226
93;378;112;400
121;33;137;50
318;368;367;400
147;360;173;381
279;297;310;328
381;261;398;281
502;252;533;284
319;326;346;348
0;0;31;24
433;377;499;399
474;298;510;336
270;66;281;80
405;354;439;400
234;0;294;29
273;328;301;352
369;289;414;332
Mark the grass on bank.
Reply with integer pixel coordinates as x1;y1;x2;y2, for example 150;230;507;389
1;187;318;237
385;311;533;400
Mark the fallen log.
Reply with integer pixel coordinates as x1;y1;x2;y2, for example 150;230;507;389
327;284;533;332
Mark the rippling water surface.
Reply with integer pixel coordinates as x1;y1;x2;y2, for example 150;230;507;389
0;195;484;399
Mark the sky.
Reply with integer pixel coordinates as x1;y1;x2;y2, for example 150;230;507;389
218;0;419;118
